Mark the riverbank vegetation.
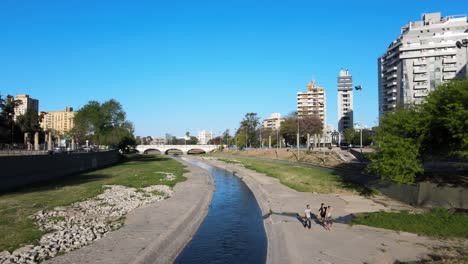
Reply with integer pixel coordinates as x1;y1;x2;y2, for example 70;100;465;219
216;156;371;195
0;155;186;252
351;208;468;239
368;79;468;184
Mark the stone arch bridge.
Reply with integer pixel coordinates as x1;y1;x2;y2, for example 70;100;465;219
136;145;220;155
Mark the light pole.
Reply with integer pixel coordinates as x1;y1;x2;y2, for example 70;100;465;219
8;112;13;146
296;114;300;159
355;85;363;154
456;39;468;78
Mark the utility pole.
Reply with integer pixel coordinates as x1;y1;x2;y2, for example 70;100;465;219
355;85;363;154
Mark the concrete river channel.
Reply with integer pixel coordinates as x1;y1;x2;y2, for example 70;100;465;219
175;158;267;263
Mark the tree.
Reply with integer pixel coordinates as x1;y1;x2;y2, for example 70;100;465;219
72;99;134;149
299;115;323;136
343;128;357;144
187;136;198;145
422;79;468;158
221;129;232;145
235;113;260;147
367;134;423;184
368;79;468;183
280;112;299;146
368;107;426;183
16;109;43;136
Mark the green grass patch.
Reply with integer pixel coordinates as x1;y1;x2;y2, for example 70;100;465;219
0;154;187;252
351;208;468;238
218;157;369;194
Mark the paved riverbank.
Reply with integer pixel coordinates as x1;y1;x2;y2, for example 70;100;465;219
196;157;459;264
45;158;214;264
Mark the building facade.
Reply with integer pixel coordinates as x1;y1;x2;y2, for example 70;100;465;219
337;69;354;132
297;80;327;128
40;107;76;135
262;113;284;130
378;12;468;118
14;94;39;120
197;130;213;145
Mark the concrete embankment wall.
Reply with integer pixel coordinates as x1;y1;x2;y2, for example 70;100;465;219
0;151;121;192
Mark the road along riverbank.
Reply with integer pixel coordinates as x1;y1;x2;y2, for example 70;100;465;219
196;157;462;264
44;157;214;264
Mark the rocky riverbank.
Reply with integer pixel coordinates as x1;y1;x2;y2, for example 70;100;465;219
0;183;174;264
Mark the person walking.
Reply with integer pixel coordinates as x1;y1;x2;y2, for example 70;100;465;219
319;203;328;230
304;205;312;229
326;206;334;230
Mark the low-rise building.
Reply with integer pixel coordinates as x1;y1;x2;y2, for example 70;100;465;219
262;113;284;130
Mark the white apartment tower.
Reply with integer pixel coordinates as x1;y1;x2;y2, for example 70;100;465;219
14;94;39;120
378;12;468;118
297;80;327;128
337;69;353;132
197;130;213;145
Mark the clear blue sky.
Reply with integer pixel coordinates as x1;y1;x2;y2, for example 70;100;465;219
0;0;464;137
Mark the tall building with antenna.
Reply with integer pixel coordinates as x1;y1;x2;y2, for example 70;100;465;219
337;69;353;132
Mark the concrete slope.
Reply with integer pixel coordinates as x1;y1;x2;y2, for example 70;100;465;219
46;158;214;264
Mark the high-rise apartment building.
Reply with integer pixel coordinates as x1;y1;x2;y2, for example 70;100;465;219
378;12;468;118
197;130;213;145
40;107;76;135
14;94;39;120
262;113;284;130
297;80;327;127
337;69;353;132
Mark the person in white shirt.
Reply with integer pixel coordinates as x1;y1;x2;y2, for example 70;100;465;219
304;205;312;229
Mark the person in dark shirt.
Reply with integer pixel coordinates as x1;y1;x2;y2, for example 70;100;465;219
318;203;327;225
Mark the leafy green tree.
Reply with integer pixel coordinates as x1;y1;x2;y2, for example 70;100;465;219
16;109;43;135
72;99;134;149
235;113;260;147
221;129;232;145
343;128;357;144
187;136;199;145
280;112;298;146
368;107;426;183
234;130;247;149
367;134;423;184
422;79;468;158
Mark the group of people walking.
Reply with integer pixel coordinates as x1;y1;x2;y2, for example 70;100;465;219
303;203;333;230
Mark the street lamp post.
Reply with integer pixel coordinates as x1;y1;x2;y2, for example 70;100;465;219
355;85;363;154
8;113;13;146
296;114;300;159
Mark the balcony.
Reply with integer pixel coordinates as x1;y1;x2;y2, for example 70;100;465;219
443;67;457;72
413;67;427;74
386;89;397;95
386;74;397;80
414;75;427;82
385;66;397;73
413;60;427;66
386;81;397;87
414;92;427;98
413;84;428;90
387;96;397;102
443;58;457;64
443;74;456;80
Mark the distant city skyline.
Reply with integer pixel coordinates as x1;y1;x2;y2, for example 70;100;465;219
0;1;463;136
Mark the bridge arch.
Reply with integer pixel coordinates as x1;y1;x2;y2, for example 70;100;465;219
165;149;184;155
187;148;207;155
144;149;162;155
